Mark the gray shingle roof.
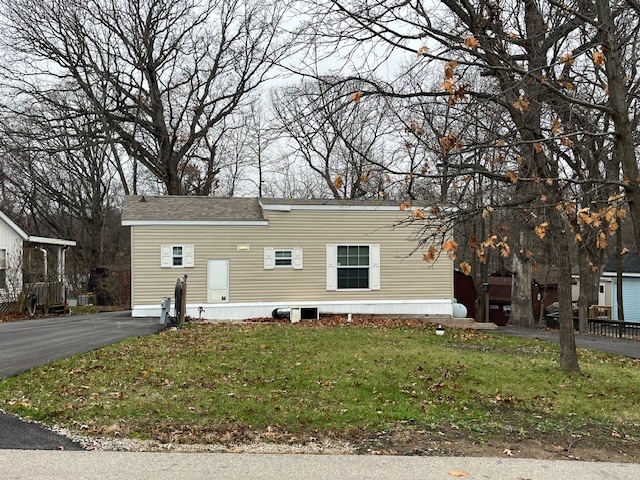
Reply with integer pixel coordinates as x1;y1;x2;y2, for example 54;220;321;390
123;196;411;223
603;252;640;274
122;196;265;222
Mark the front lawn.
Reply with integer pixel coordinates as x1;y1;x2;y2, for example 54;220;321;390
1;320;638;460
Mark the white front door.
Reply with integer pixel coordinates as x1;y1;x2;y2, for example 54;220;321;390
208;259;229;302
598;283;606;306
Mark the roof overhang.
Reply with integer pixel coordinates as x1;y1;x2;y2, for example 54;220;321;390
26;236;76;247
601;272;640;278
259;200;409;212
0;211;28;241
122;220;269;227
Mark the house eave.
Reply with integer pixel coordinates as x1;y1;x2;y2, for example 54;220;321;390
258;201;404;212
0;211;28;241
26;236;77;247
122;220;269;227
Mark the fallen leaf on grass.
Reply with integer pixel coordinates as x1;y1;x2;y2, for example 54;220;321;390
503;448;514;457
449;471;468;477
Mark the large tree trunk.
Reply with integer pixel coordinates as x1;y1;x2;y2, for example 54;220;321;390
551;211;580;373
510;232;536;327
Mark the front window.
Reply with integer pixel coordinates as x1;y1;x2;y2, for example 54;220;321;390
275;249;293;267
172;246;183;266
337;245;369;289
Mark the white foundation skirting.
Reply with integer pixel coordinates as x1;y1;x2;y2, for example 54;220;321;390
133;299;454;321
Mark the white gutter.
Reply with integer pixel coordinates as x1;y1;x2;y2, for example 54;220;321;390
122;220;268;227
27;236;77;247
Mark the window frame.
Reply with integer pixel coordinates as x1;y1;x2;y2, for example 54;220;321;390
161;244;194;268
326;244;380;291
274;249;293;268
264;247;303;270
336;245;370;290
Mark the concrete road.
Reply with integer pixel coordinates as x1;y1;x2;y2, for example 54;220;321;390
1;450;639;480
0;311;164;450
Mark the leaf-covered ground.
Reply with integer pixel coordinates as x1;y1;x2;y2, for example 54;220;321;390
1;316;638;462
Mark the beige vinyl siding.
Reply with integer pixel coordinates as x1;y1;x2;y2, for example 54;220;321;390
130;209;453;306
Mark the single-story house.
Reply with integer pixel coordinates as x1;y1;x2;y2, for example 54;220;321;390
0;210;76;308
122;196;455;320
599;251;640;323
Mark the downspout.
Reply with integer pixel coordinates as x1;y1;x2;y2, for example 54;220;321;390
38;248;48;279
39;247;48;311
59;246;68;305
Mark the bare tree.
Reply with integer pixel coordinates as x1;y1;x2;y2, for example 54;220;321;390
271;78;396;199
0;94;127;293
0;0;294;195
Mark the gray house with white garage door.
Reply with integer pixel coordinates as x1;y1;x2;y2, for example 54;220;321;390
122;196;454;320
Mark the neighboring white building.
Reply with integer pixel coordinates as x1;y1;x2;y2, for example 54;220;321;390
0;210;76;307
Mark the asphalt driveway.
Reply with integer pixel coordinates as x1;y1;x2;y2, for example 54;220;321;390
0;311;164;449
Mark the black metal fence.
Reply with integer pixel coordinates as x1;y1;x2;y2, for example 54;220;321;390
588;319;640;339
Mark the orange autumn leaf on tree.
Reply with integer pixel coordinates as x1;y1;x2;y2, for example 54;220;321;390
535;222;549;239
412;208;425;219
552;118;563;135
561;136;575;147
442;240;458;252
459;262;472;275
513;95;530;112
333;175;344;189
506;170;518;183
464;35;480;49
423;246;437;262
597;232;608;249
399;201;412;211
444;60;458;79
417;45;429;56
350;91;362;103
440;132;461;154
533;142;543;153
593;50;606;66
560;52;574;65
439;78;457;94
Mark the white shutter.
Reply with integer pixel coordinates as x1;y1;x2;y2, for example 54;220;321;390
370;244;380;290
292;247;303;270
161;245;172;268
264;248;275;270
326;244;337;290
183;245;195;267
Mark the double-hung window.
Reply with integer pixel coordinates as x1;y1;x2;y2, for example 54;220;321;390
161;245;194;268
337;245;369;289
275;249;293;267
264;247;303;269
326;244;380;291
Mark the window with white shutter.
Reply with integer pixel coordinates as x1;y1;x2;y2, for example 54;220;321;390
326;244;380;290
160;244;194;268
265;248;303;269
